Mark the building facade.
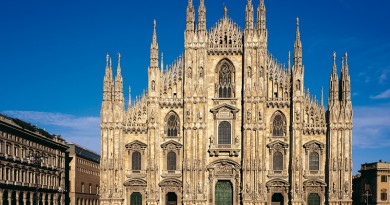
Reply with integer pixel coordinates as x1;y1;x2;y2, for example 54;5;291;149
353;161;390;205
0;114;68;205
67;143;100;205
99;0;353;205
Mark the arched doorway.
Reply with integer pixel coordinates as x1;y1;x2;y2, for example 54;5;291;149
166;192;177;205
308;193;320;205
215;180;233;205
272;193;284;205
130;192;142;205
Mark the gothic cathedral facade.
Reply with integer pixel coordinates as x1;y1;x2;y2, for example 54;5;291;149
99;0;353;205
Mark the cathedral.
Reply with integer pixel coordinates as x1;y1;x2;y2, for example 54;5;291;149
99;0;353;205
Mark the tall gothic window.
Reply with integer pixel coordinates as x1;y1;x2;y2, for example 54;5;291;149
219;63;233;98
167;152;176;171
272;113;285;136
273;151;283;171
218;121;231;144
309;152;319;171
132;151;141;171
166;112;179;137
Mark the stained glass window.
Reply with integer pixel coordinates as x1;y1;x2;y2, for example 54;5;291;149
167;114;179;137
272;114;285;136
219;64;233;98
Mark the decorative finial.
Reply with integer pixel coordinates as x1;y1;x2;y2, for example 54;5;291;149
118;52;121;64
224;5;228;17
128;86;132;107
345;51;348;65
296;17;299;27
153;19;156;31
161;52;164;70
288;51;291;71
321;86;324;106
106;53;109;67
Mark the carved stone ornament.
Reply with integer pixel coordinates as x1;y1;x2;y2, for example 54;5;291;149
125;140;147;151
159;178;182;188
303;140;325;154
210;103;240;120
267;140;289;153
160;140;183;150
123;179;147;187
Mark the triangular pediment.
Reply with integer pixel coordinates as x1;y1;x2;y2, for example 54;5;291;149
266;140;289;149
303;140;325;149
125;140;147;150
210;103;240;119
160;140;183;149
210;103;239;114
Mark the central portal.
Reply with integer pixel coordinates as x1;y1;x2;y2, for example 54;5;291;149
215;180;233;205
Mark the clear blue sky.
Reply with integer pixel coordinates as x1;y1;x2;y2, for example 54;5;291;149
1;0;389;174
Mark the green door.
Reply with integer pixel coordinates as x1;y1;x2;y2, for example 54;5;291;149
308;193;320;205
215;180;233;205
130;192;142;205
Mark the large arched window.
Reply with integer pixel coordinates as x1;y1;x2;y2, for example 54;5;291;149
218;121;231;144
132;151;141;171
273;151;283;171
218;62;233;98
166;113;179;137
272;113;285;136
167;152;176;171
309;152;319;171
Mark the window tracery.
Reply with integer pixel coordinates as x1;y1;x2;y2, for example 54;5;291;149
216;59;235;99
271;112;286;137
165;111;180;137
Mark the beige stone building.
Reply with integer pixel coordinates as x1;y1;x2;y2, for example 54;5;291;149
99;0;353;205
0;114;68;205
67;143;100;205
353;161;390;205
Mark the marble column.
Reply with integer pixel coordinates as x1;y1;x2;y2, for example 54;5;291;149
22;193;27;205
15;191;20;205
